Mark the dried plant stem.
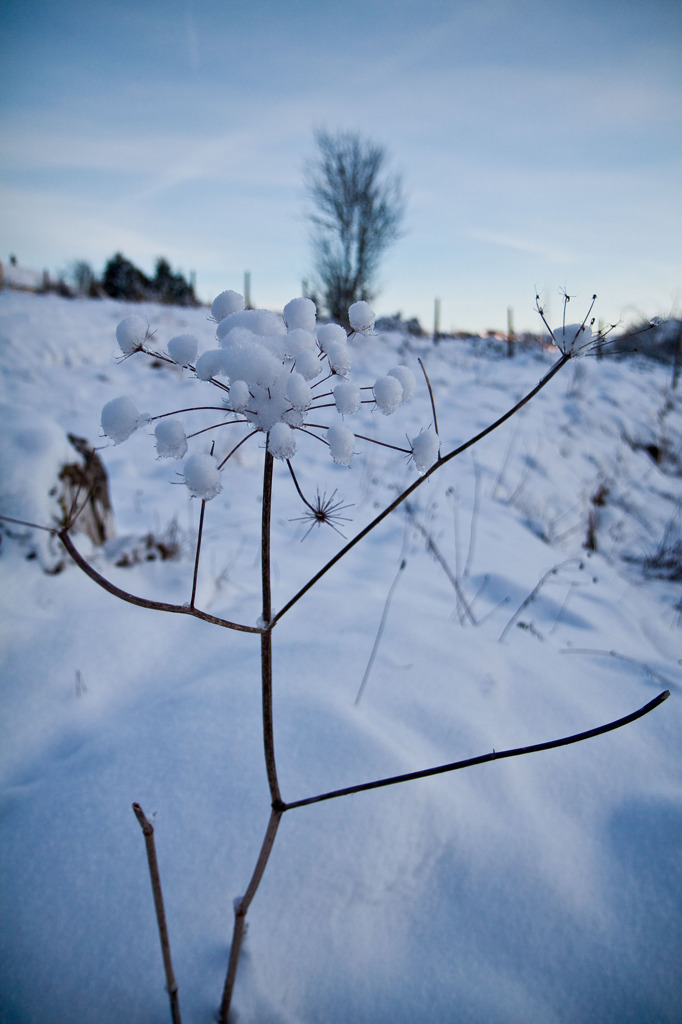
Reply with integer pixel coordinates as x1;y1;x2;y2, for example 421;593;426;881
354;558;407;705
498;558;578;643
190;497;207;608
260;450;281;805
405;503;476;626
418;356;439;435
282;690;670;811
132;803;182;1024
272;353;570;627
57;529;263;634
219;808;283;1023
220;450;282;1022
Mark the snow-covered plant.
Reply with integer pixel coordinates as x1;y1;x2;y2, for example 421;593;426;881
101;292;432;516
36;287;668;1024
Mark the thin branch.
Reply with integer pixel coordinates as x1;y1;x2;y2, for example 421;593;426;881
0;513;55;534
463;458;481;580
58;530;263;634
132;804;182;1024
418;357;439;435
498;559;578;643
405;503;476;626
354;558;407;705
287;459;316;513
260;451;281;804
560;648;679;692
271;353;571;627
190;498;207;609
217;429;259;470
282;690;670;810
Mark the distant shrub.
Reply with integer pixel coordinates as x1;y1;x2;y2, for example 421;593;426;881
101;253;198;306
102;253;151;301
152;257;197;306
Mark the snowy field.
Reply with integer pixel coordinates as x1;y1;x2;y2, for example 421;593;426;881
0;289;680;1024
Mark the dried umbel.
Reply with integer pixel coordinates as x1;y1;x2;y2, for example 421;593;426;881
102;291;435;513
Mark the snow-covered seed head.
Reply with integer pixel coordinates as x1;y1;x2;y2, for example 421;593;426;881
211;289;245;322
154;419;188;459
410;429;440;474
327;423;355;466
554;323;593;355
283;328;316;358
373;375;403;415
267;421;297;461
167;333;198;366
326;339;351;377
294;348;323;380
283;297;317;332
388;365;416;403
182;452;222;499
116;315;148;355
228;380;251;413
348;301;375;335
333;380;361;416
317;323;347;353
101;396;148;443
285;371;312;411
195;348;228;381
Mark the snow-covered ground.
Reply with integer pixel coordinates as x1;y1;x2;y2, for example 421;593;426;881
0;289;680;1024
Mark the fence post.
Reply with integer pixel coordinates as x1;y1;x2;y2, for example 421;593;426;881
433;297;441;344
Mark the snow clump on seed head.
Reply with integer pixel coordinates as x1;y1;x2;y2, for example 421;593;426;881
348;301;375;335
101;396;149;443
154;419;188;459
116;315;149;356
327;423;355;467
182;452;222;500
554;323;593;355
317;323;347;352
388;365;416;403
373;375;403;415
267;421;297;461
410;429;440;474
211;289;245;322
333;380;361;416
167;334;198;367
283;297;317;332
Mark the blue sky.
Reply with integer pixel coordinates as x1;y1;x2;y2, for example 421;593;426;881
1;0;680;332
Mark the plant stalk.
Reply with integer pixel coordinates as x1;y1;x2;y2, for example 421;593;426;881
219;808;283;1022
132;803;182;1024
219;449;284;1021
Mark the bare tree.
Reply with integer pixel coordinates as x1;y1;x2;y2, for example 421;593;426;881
304;129;405;324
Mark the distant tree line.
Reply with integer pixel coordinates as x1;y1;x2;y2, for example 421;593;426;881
100;254;198;305
60;254;198;305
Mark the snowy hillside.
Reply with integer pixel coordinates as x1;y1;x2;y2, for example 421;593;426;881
0;289;680;1024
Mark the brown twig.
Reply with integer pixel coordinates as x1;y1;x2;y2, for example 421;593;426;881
132;803;182;1024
